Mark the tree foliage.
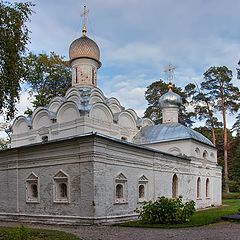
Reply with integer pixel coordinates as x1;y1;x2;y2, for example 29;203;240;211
144;80;195;126
189;67;240;192
185;83;222;145
23;52;71;109
0;138;9;150
0;1;33;120
202;66;240;193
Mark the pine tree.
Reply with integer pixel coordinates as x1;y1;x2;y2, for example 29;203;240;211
202;66;240;193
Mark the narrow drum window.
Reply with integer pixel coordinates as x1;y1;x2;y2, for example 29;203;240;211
172;174;178;198
75;67;78;83
206;178;210;198
197;177;201;198
92;68;95;85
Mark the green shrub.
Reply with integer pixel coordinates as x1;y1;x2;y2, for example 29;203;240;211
7;225;31;240
135;196;195;224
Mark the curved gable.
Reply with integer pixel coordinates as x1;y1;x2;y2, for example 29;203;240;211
89;102;113;123
141;118;154;127
67;94;81;105
89;95;105;104
108;103;122;114
107;97;121;106
32;108;52;130
117;111;137;129
12;116;30;135
126;109;138;120
65;86;82;99
57;101;80;124
48;101;61;113
89;88;105;104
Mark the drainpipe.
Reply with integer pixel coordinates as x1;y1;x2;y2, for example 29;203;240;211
16;149;19;213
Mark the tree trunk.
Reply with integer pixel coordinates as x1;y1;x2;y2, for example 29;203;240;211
206;101;216;145
221;95;229;193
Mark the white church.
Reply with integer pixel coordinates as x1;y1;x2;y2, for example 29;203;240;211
0;6;222;224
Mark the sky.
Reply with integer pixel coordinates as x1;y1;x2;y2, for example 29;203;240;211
1;0;240;136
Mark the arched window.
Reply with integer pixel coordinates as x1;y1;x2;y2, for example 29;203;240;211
53;170;69;203
197;177;201;199
195;148;200;157
203;150;208;159
139;185;145;199
138;175;148;202
31;184;38;198
26;172;39;203
59;183;67;198
115;173;127;203
172;174;178;198
116;184;123;199
206;178;210;198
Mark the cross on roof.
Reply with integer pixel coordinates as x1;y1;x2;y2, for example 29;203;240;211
164;64;176;84
81;4;89;35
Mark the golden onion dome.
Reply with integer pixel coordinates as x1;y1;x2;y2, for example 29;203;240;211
69;35;100;63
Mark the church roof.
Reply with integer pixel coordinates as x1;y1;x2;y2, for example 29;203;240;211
69;35;100;63
133;123;214;147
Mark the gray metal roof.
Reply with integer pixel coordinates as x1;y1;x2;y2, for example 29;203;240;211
133;123;214;147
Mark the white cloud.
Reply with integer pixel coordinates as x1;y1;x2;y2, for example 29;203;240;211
2;0;239;132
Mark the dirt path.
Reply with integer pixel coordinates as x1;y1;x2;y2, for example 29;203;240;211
0;221;239;240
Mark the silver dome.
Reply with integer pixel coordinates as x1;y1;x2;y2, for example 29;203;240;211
159;88;182;109
133;123;214;147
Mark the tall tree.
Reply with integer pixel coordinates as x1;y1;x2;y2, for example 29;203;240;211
144;80;194;126
23;52;71;110
202;66;240;193
0;1;33;120
185;83;222;145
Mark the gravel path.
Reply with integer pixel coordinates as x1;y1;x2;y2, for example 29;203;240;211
0;221;239;240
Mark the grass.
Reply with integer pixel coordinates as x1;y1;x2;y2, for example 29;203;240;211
223;192;240;199
118;199;240;228
0;225;80;240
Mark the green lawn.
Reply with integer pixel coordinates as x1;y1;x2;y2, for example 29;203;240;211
0;225;80;240
119;199;240;228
